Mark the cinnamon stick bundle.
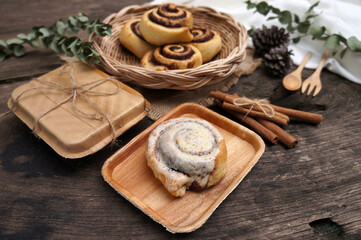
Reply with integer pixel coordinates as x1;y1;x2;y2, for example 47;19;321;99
210;91;323;124
215;100;278;144
222;102;289;126
210;91;323;148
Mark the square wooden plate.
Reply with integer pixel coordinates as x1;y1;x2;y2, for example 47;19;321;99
102;103;265;233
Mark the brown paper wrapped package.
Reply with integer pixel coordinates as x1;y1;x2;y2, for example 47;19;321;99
8;62;150;158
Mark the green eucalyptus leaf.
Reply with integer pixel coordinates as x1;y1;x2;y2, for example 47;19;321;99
102;25;112;36
319;36;329;41
307;1;320;13
246;2;256;10
340;48;347;58
270;6;281;14
306;14;319;21
287;23;295;33
66;27;78;35
17;33;28;40
293;14;300;23
347;36;361;52
63;38;79;56
82;46;92;56
27;33;36;40
60;41;72;56
94;26;105;36
38;38;46;48
324;35;340;53
39;27;50;37
66;18;79;34
278;11;292;25
70;42;82;56
68;37;80;48
77;13;89;23
29;28;39;39
297;21;310;34
256;2;270;15
29;41;40;48
29;27;39;38
49;40;60;53
309;22;325;39
13;45;26;56
293;37;301;44
7;38;23;45
267;16;278;21
247;26;256;36
92;49;100;57
58;36;68;46
0;40;7;48
40;35;54;48
56;21;66;35
0;51;6;61
335;34;347;46
68;16;78;26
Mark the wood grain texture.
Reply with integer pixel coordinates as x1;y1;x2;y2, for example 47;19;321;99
0;0;361;239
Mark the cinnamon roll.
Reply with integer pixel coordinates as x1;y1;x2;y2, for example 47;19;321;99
146;117;227;197
139;3;193;46
190;26;222;63
118;19;155;58
141;44;202;71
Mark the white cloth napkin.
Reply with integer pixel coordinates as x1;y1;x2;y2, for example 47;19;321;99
150;0;361;84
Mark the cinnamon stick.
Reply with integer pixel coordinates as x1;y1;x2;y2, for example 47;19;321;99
210;91;290;124
209;91;230;102
256;118;298;148
222;102;289;126
215;100;278;144
270;104;323;124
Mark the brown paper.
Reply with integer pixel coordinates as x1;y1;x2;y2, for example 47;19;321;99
8;62;150;159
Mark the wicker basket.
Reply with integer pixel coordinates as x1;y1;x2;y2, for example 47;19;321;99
90;4;248;90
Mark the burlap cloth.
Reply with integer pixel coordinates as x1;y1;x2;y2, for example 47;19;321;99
61;48;261;120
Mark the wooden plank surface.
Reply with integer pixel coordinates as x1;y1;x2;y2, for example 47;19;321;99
0;0;361;239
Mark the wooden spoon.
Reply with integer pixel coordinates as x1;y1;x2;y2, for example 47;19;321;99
282;51;312;91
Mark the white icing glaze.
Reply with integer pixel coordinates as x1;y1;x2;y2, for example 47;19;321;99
146;117;223;196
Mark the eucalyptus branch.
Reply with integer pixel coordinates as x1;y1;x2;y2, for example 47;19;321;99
245;0;361;57
0;13;111;64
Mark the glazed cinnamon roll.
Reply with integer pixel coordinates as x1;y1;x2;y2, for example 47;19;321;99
118;19;155;58
139;3;193;46
146;117;227;197
190;26;222;63
141;44;202;71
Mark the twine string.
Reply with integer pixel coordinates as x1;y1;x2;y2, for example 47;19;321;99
3;63;120;143
233;97;275;121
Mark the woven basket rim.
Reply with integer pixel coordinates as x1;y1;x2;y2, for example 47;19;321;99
90;4;248;90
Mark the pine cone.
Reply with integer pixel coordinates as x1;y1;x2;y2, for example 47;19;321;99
252;25;290;57
263;46;293;76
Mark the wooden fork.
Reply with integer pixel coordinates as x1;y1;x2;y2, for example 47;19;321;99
301;49;331;96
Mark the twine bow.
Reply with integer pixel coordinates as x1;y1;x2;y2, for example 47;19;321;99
2;63;120;143
233;97;275;120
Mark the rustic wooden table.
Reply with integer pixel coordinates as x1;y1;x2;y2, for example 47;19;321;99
1;0;360;239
